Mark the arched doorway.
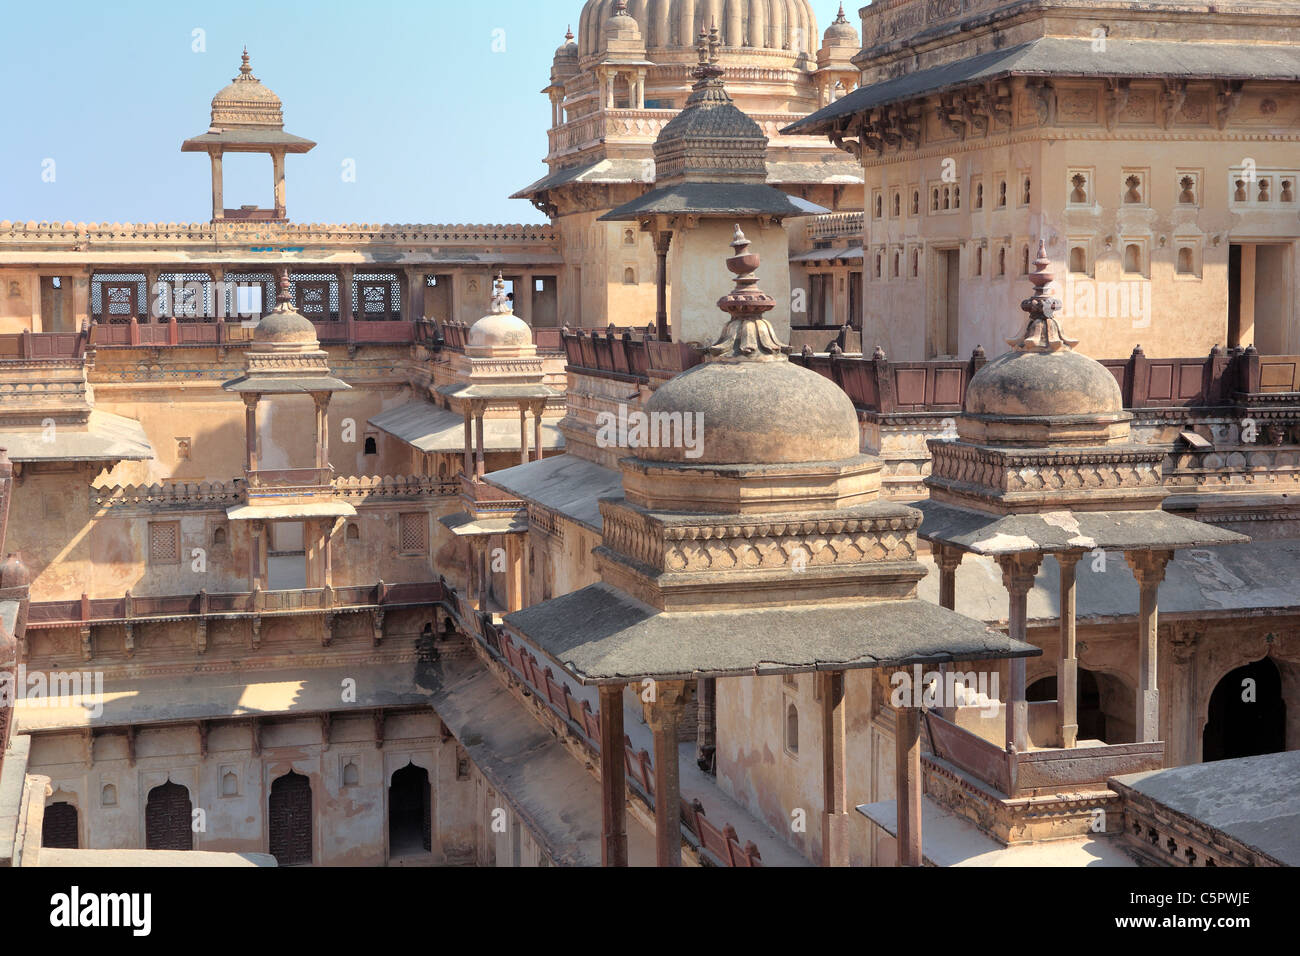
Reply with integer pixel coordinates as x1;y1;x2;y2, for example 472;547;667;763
1025;669;1113;743
145;781;193;851
268;771;313;866
42;801;79;849
389;763;432;858
1203;657;1286;762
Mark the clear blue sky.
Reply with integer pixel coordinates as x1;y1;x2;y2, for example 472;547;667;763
0;0;848;226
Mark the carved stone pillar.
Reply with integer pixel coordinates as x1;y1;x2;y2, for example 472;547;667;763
598;684;629;867
462;407;473;479
249;520;266;590
895;703;922;867
210;151;224;221
242;394;260;473
474;403;487;479
529;400;547;463
272;149;286;219
820;670;849;866
313;392;331;470
933;542;962;611
519;404;530;467
654;230;673;341
1057;550;1083;748
642;679;688;866
996;552;1042;752
1127;550;1173;743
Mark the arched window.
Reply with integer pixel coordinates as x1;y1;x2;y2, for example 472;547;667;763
364;436;378;455
931;188;940;211
222;771;239;797
997;247;1006;276
1022;246;1031;275
975;247;984;276
343;761;360;787
975;183;984;209
1070;173;1088;203
212;527;226;547
1069;247;1088;274
346;522;360;541
785;703;799;755
911;249;920;278
911;190;920;215
1124;244;1142;274
998;181;1008;207
942;186;951;210
623;267;637;285
893;252;900;277
875;195;883;218
101;784;117;807
1177;247;1195;275
892;193;901;217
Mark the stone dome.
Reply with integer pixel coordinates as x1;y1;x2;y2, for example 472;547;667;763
211;51;284;130
467;274;534;352
639;225;859;466
254;306;317;345
966;349;1124;418
823;4;859;46
0;552;30;589
640;358;860;465
555;26;579;59
966;243;1123;420
578;0;817;59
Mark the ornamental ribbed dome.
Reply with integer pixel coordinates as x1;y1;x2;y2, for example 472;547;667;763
468;275;535;352
211;51;284;129
823;3;858;46
578;0;818;59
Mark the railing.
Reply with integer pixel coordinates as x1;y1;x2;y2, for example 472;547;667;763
924;711;1165;798
26;580;443;629
562;327;702;383
247;468;333;489
791;344;1300;415
806;212;865;242
0;220;556;244
472;606;763;867
0;330;90;361
90;318;256;348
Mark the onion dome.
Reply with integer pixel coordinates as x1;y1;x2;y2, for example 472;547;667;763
253;270;318;347
965;243;1124;419
604;0;642;42
552;26;580;85
467;274;535;354
639;227;859;466
210;50;284;130
579;0;817;58
556;25;578;58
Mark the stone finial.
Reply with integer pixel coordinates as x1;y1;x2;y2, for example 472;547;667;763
835;3;849;24
239;48;254;78
490;272;512;314
706;225;791;361
565;25;574;42
274;266;292;310
1008;240;1078;353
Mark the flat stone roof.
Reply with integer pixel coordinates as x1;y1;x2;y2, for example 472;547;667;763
505;583;1039;685
787;37;1300;135
40;848;277;867
485;453;623;532
1111;751;1300;867
601;182;826;220
226;501;357;521
0;410;153;463
439;513;529;537
916;500;1248;556
15;663;436;733
919;539;1300;626
370;400;565;455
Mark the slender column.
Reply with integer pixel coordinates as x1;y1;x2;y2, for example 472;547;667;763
530;400;546;463
519;404;530;466
144;266;162;323
462;408;473;478
249;520;265;590
1127;550;1173;743
210;151;224;221
242;394;260;473
313;392;331;470
895;704;922;867
406;268;426;323
997;552;1041;753
474;404;486;478
272;150;286;219
820;670;849;867
598;684;629;867
340;266;354;323
1057;551;1083;748
505;535;524;613
643;679;688;867
654;231;673;341
934;542;962;611
321;518;333;588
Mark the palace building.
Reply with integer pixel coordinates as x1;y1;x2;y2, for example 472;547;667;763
1;1;1298;869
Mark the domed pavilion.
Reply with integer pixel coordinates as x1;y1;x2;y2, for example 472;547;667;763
503;230;1039;867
